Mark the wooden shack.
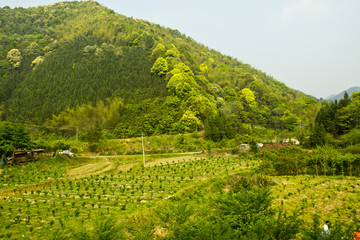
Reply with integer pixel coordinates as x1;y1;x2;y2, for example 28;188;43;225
6;149;44;165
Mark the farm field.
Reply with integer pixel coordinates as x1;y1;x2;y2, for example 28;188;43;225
0;153;257;239
0;152;359;239
271;175;360;226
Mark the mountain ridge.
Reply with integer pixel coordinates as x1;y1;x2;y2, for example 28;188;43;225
326;86;360;102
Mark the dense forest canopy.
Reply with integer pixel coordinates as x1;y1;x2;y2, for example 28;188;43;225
0;1;320;137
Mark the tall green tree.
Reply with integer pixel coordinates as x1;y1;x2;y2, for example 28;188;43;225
0;122;31;157
309;123;327;148
280;110;300;131
204;111;234;142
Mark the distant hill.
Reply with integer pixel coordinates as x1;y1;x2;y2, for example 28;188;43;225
326;86;360;102
0;1;318;136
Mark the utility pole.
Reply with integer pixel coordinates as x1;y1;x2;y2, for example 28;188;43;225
142;133;145;167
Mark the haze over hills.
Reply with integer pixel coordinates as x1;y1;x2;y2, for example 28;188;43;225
0;1;318;136
326;86;360;102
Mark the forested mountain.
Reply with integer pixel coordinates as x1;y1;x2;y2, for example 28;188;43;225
0;1;318;137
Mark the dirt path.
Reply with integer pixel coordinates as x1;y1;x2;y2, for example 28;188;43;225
67;153;204;176
145;155;201;167
66;158;115;178
66;157;144;178
73;152;203;174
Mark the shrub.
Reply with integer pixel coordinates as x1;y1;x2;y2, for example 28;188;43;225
52;141;71;152
70;148;79;154
342;144;360;154
88;143;99;153
72;215;124;239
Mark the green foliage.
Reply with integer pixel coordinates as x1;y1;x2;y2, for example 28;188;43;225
178;110;202;133
31;56;44;70
258;145;360;176
316;91;360;137
45;97;123;131
125;216;155;239
0;103;5;121
151;43;166;60
308;124;327;148
341;127;360;146
0;153;255;238
52;140;70;152
113;96;185;137
152;175;301;239
341;144;360;155
280;110;300;131
167;72;198;97
188;94;217;120
72;215;123;240
204;111;237;142
151;57;168;76
6;49;22;68
7;39;167;123
240;88;257;108
337;92;360;131
0;121;31;157
87;121;102;143
249;139;258;153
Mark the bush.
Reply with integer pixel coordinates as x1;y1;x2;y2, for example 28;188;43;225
160;175;297;239
342;144;360;154
185;143;197;152
52;141;70;152
235;134;251;144
72;215;124;239
230;147;239;154
70;148;79;154
249;139;258;153
33;138;52;152
258;148;309;175
88;143;99;153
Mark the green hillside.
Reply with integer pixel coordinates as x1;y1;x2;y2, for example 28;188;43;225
0;1;318;137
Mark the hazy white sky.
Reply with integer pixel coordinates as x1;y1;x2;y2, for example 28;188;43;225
1;0;359;99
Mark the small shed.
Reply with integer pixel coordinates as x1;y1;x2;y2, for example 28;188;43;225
6;149;44;165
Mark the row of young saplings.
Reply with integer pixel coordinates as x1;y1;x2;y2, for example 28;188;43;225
0;156;253;188
0;156;255;236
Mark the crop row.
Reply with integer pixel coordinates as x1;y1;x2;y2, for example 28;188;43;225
0;156;256;239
